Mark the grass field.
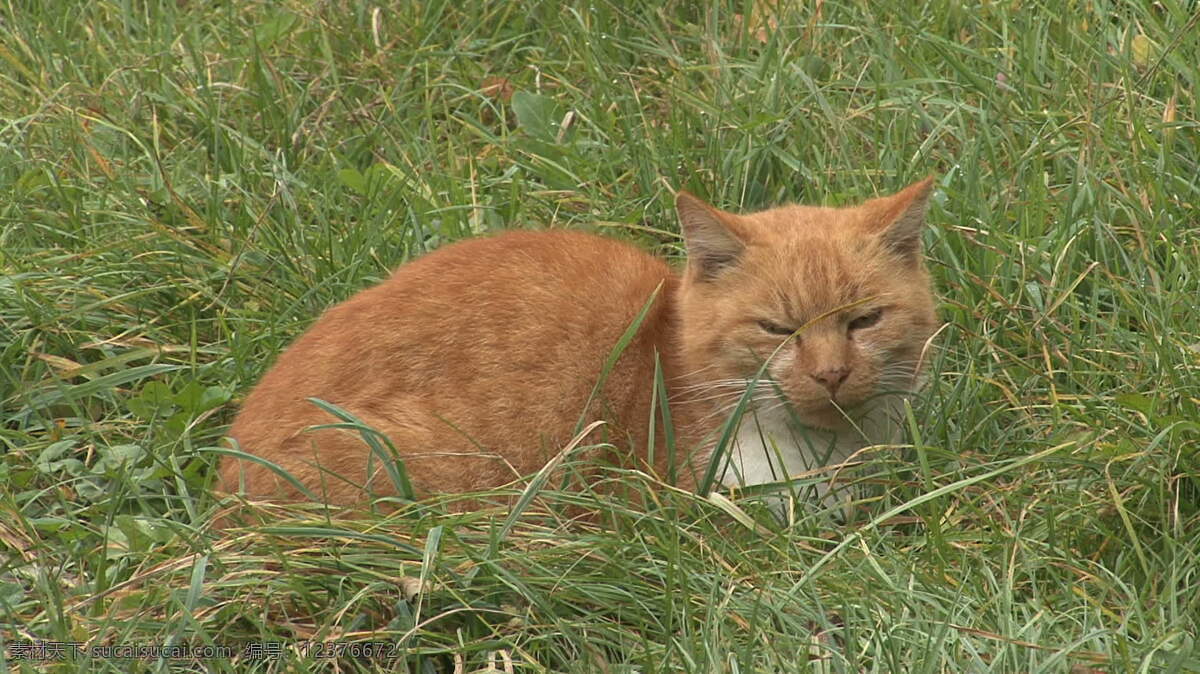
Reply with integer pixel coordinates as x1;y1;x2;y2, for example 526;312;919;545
2;0;1198;671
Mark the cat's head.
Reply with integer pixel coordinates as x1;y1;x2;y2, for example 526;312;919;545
675;179;940;431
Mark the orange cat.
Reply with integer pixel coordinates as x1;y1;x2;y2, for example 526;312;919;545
217;179;939;513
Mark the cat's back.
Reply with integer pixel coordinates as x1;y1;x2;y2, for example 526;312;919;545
364;229;671;343
249;229;673;394
386;228;670;308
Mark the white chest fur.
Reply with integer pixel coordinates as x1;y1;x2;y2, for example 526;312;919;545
714;404;899;509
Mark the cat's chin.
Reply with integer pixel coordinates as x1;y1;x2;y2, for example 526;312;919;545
790;402;866;432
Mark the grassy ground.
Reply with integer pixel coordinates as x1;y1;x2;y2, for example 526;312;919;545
2;0;1198;671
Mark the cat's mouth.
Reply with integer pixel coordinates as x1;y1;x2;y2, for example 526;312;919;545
777;389;873;430
792;401;859;430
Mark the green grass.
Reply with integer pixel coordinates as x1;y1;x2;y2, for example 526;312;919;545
2;0;1198;671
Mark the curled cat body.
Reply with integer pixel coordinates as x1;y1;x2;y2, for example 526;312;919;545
218;179;939;512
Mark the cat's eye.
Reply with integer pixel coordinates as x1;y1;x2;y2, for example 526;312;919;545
757;320;796;336
848;309;884;331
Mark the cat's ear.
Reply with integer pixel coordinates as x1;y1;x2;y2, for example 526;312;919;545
677;191;746;280
863;177;934;262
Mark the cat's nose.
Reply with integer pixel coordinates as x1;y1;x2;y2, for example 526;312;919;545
810;367;850;394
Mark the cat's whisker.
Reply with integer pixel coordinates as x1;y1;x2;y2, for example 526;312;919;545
671;388;751;406
875;373;919;383
756;400;792;417
675;376;779;389
878;368;922;379
694;391;785;424
877;361;922;371
671;378;784;406
876;363;921;376
875;370;919;382
672;378;746;390
874;374;923;391
672;380;756;394
667;363;724;381
874;361;922;372
676;388;748;402
697;399;757;424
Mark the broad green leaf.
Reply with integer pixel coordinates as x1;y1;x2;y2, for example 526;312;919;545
199;386;232;411
139;381;173;406
97;444;146;472
337;167;367;195
174;380;206;413
511;91;562;142
1115;393;1155;417
255;11;300;49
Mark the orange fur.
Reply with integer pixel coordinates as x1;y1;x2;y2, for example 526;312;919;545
218;179;939;510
